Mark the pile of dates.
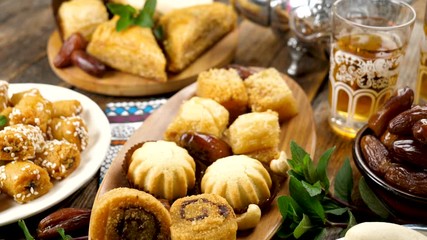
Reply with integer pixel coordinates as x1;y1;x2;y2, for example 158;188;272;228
361;87;427;196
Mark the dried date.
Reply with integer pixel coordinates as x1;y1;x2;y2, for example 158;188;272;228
412;119;427;145
388;105;427;135
360;134;392;177
54;32;88;68
368;87;414;137
384;164;427;196
71;50;106;77
179;132;232;165
380;130;399;150
37;208;91;239
226;64;257;80
392;138;427;168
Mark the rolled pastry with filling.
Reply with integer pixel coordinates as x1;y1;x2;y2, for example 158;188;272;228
0;160;53;203
89;187;171;240
52;100;83;118
34;139;81;180
0;124;45;161
48;116;89;151
170;193;237;240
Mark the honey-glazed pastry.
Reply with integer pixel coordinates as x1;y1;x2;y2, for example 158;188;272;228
170;193;237;240
52;100;83;118
159;2;237;72
57;0;108;40
0;80;8;112
226;110;280;164
196;68;248;122
0;124;45;161
8;90;53;134
164;96;229;143
34;139;81;180
125;140;196;201
87;16;167;82
0;160;53;203
244;68;298;122
48;116;89;151
89;187;171;240
201;155;272;212
9;88;40;106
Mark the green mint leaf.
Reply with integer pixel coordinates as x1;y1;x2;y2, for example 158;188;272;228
301;181;322;197
303;154;318;184
57;228;72;240
142;0;157;17
334;158;353;202
358;177;390;219
134;13;154;28
293;214;312;238
18;220;35;240
316;147;335;192
153;25;164;41
325;207;348;216
289;141;309;172
289;176;325;223
277;195;291;219
107;3;136;16
116;13;133;31
340;210;357;237
0;115;7;127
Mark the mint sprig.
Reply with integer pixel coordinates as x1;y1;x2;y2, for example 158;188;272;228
107;0;157;32
276;141;390;239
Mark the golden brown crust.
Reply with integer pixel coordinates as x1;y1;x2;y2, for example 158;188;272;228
0;124;45;161
170;193;237;240
48;116;89;151
87;16;167;82
160;3;237;72
52;100;83;118
89;187;171;240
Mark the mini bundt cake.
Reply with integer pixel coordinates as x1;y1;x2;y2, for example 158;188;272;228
126;140;196;201
164;96;229;143
201;155;272;212
170;193;238;240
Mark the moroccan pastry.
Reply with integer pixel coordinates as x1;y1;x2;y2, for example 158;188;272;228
52;100;83;118
170;193;238;240
0;80;8;112
201;155;272;212
164;96;229;143
57;0;108;40
8;90;53;134
226;110;280;164
48;116;89;151
87;16;167;82
89;187;171;240
196;68;248;122
0;124;45;161
9;88;40;106
125;140;196;201
244;68;298;122
34;139;81;180
159;2;237;72
0;160;53;203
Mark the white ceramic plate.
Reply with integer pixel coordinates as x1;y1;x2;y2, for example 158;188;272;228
0;83;111;226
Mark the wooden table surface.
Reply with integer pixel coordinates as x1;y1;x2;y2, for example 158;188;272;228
0;0;425;239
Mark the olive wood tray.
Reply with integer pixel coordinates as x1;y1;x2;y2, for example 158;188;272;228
94;68;317;240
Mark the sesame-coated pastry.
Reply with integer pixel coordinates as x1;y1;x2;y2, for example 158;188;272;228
0;124;45;161
48;116;89;152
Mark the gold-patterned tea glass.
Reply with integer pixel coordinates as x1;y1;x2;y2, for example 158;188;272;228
328;0;416;138
416;4;427;105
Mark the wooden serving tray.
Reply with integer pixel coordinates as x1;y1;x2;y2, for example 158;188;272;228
95;68;317;240
46;28;238;96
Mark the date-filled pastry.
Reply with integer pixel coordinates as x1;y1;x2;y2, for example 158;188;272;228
89;187;171;240
57;0;108;40
170;193;238;240
159;2;237;72
34;139;81;180
201;155;272;212
244;68;298;122
48;116;89;151
196;68;248;122
87;16;167;82
0;124;45;161
0;160;53;203
164;96;229;143
226;110;280;164
125;140;196;201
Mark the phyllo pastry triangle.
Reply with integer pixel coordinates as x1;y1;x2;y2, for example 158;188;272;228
87;16;167;82
159;2;237;72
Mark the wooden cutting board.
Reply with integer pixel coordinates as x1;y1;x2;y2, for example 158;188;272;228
46;27;239;96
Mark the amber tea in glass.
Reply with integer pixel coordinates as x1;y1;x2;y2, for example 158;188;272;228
416;13;427;105
329;0;415;138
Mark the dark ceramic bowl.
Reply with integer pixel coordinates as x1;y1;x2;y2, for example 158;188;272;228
352;125;427;223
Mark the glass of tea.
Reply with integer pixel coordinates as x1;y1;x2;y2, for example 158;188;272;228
416;2;427;105
328;0;416;138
